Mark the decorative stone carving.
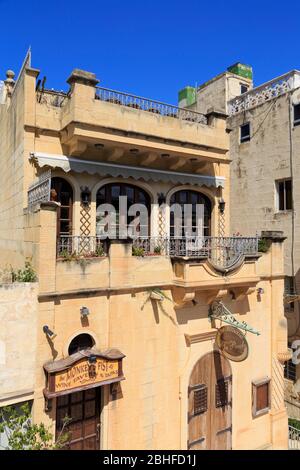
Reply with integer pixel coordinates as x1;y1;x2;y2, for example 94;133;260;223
204;289;228;305
231;286;256;300
228;71;300;116
277;348;293;364
27;169;51;210
173;288;195;307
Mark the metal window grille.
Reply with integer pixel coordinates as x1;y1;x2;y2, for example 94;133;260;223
215;380;229;408
194;385;208;415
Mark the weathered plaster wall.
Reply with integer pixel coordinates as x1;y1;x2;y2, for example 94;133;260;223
229;89;300;342
0;73;26;268
0;283;38;405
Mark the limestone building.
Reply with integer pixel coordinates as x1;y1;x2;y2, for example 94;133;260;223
0;53;289;450
185;63;300;420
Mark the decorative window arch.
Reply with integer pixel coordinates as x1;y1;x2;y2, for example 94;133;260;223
96;182;151;237
169;189;212;237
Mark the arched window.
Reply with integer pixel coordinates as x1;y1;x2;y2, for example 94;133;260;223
170;190;211;237
51;177;73;236
68;333;95;356
96;183;151;237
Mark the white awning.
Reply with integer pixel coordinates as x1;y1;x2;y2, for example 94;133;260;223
30;152;225;189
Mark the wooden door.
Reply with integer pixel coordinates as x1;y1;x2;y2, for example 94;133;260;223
188;351;232;450
56;388;101;450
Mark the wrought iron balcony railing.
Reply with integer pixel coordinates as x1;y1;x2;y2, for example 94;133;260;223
289;425;300;450
56;235;259;269
132;236;258;269
95;86;208;124
57;236;108;258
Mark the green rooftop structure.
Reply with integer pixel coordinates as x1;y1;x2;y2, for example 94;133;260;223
227;62;253;80
178;86;196;108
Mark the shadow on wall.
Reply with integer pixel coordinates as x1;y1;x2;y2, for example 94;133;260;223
175;294;250;326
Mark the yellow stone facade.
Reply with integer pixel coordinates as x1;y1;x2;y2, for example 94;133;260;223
0;53;289;449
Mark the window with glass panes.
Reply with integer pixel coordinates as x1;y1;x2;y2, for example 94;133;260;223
169;190;211;237
276;179;292;211
294;104;300;126
96;183;151;237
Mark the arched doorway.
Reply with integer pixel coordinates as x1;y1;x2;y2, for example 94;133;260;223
170;189;212;237
51;177;73;237
96;182;151;237
188;351;232;450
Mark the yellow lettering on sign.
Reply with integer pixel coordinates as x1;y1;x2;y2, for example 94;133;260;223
54;357;119;392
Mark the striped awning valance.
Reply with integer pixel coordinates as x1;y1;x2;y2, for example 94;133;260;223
30;152;225;189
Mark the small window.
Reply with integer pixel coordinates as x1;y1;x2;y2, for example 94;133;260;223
252;378;270;417
276;179;292;211
241;84;248;95
284;343;296;382
68;333;95;355
294;104;300;126
284;276;295;311
240;123;250;143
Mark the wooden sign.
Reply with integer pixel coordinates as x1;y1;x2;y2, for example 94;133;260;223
54;357;119;393
216;326;248;362
44;349;125;398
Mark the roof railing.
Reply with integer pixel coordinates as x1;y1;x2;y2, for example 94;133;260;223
95;86;208;124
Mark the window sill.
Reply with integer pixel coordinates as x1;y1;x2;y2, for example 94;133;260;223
252;407;270;419
274;210;293;216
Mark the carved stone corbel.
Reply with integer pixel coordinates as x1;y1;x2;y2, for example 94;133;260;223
204;289;228;305
173;287;195;308
277;348;293;364
231;286;256;301
68;139;88;156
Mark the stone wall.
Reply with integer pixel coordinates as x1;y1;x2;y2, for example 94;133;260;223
0;283;38;405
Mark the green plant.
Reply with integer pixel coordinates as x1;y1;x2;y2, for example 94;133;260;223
289;418;300;430
0;403;71;450
59;250;78;261
95;244;105;257
132;246;145;257
258;238;268;253
11;261;37;282
150;288;173;303
153;245;162;255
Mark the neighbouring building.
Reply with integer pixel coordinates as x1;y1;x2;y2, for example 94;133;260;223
185;62;300;421
0;53;290;450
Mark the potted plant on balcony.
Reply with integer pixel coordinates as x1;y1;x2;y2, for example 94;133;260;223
126;102;141;109
147;107;160;114
132;246;145;257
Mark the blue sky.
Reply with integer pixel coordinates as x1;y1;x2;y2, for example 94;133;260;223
0;0;299;103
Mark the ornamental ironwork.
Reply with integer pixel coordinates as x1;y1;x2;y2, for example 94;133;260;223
28;170;51;210
209;300;260;336
132;236;258;270
95;86;207;124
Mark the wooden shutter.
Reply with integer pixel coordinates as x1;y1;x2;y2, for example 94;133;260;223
252;378;270;417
